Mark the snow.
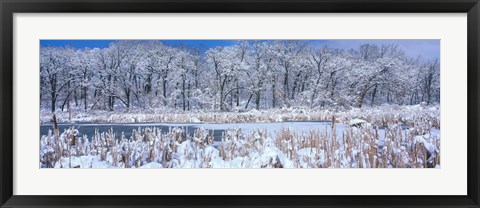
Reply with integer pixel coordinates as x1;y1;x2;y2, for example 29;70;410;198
54;156;114;168
414;134;438;155
40;105;440;169
139;162;163;168
41;123;439;168
39;40;441;169
349;119;368;127
195;121;333;136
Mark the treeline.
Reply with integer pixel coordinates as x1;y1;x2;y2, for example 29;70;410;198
40;40;440;112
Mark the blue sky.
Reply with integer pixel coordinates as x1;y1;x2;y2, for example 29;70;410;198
316;40;440;61
40;40;236;51
40;39;439;60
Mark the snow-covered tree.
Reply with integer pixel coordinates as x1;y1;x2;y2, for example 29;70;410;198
40;41;440;113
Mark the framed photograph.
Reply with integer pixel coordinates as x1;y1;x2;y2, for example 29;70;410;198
1;0;479;207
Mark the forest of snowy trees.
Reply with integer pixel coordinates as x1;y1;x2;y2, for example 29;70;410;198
40;40;440;113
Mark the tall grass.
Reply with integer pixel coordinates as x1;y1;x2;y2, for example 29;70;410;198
41;104;440;128
40;123;439;168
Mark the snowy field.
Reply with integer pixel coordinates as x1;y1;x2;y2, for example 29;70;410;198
40;105;440;168
39;40;441;168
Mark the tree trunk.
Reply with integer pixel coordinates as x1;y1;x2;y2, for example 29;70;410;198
187;82;191;110
255;91;261;110
283;71;289;100
370;85;377;106
410;92;414;105
245;93;253;109
145;75;152;94
182;75;186;111
126;89;130;110
236;80;240;107
83;86;87;112
74;89;78;107
219;88;224;111
272;82;276;108
62;78;71;112
291;72;301;100
162;77;167;106
219;75;227;111
356;87;370;108
51;92;56;113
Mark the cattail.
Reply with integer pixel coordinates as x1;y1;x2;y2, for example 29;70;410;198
52;113;59;138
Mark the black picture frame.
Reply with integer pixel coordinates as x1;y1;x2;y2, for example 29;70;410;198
1;0;479;207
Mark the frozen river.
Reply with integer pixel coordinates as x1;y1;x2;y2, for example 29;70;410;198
40;121;335;141
40;121;438;145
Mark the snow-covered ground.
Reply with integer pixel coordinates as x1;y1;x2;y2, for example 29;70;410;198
40;104;439;128
40;121;440;168
40;104;440;168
